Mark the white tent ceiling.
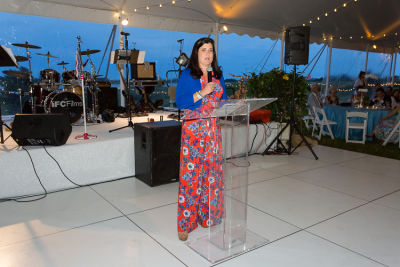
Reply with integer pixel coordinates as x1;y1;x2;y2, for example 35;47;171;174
1;0;400;53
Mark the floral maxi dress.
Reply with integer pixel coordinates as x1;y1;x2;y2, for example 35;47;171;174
177;76;224;233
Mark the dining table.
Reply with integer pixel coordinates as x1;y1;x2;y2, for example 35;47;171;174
322;105;392;140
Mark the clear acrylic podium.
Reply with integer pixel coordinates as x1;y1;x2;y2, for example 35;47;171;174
184;98;276;264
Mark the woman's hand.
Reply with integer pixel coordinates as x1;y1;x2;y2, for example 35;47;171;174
201;82;216;96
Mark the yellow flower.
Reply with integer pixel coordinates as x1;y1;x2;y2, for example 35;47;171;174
283;74;289;80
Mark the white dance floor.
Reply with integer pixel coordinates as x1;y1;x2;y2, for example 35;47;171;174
0;144;399;266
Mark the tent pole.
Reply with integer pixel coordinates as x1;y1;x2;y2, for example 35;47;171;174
391;51;397;86
388;52;394;84
280;29;285;70
364;44;369;73
214;22;219;58
324;41;332;98
119;24;125;107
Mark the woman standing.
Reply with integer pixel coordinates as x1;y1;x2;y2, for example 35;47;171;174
176;37;227;241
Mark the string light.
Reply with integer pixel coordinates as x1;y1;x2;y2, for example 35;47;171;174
372;44;377;49
309;20;312;24
121;18;128;25
343;3;347;7
325;12;328;16
317;17;320;21
115;0;192;16
334;8;337;12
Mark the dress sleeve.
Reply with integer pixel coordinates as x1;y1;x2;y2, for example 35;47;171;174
219;74;228;100
176;70;195;109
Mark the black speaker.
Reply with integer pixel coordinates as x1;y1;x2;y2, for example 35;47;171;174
11;113;72;146
134;120;181;187
284;26;310;65
98;87;118;113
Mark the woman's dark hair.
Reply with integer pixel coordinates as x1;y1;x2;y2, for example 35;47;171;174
187;37;222;79
358;71;366;79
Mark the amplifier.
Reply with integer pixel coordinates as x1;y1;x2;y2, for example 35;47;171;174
134;120;181;186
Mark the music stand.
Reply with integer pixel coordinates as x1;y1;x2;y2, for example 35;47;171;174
109;34;145;133
0;45;17;144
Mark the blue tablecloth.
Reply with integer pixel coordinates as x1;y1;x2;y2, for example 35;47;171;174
322;105;391;140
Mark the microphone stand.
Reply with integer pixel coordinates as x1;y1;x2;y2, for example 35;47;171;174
109;32;134;132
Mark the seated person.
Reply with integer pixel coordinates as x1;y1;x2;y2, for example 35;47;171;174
325;86;339;105
386;86;393;97
351;89;370;107
367;104;400;143
372;88;391;108
391;89;400;109
307;83;322;115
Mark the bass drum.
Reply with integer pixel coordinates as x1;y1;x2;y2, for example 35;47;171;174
45;91;83;123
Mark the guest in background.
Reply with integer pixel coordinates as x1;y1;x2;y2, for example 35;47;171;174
386;86;393;97
353;71;367;90
325;86;339;105
372;88;391;109
367;104;400;143
391;89;400;109
307;83;322;115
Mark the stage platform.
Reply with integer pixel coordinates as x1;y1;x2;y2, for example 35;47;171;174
0;111;287;199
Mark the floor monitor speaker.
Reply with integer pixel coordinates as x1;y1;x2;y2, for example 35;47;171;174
11;113;72;146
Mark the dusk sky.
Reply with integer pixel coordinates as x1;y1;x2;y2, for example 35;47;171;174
0;11;398;86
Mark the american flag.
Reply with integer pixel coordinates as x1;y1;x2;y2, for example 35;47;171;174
74;41;84;80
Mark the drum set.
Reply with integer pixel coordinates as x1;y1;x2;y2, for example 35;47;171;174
3;41;103;124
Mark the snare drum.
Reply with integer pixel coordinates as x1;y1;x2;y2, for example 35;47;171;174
45;91;83;123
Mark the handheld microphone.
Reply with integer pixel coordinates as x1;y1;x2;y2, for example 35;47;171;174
207;66;213;83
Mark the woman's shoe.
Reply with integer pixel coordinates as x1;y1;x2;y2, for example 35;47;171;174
178;231;188;241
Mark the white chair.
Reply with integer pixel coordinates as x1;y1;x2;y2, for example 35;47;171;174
312;107;337;140
345;111;368;144
383;119;400;148
303;108;315;129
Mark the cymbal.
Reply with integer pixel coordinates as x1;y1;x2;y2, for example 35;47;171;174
2;70;29;79
12;42;41;49
81;49;100;55
37;51;58;58
57;61;69;66
15;56;28;62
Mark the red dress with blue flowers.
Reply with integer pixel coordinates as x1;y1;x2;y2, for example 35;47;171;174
177;75;224;233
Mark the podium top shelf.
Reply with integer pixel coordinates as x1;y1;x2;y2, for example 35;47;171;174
183;98;277;120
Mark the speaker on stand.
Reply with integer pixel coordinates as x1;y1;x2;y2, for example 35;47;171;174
264;26;318;160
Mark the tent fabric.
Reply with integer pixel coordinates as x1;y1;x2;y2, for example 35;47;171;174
1;0;399;53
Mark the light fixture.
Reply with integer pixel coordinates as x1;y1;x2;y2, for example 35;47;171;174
159;3;162;7
383;33;386;37
339;36;342;39
395;32;398;36
309;20;312;24
172;0;176;4
114;12;120;18
134;9;137;12
302;23;306;27
334;8;337;12
325;12;328;16
343;3;347;7
361;36;364;39
317;17;320;21
146;6;150;10
222;25;228;32
121;10;125;14
349;36;352;39
121;18;128;26
176;52;189;67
